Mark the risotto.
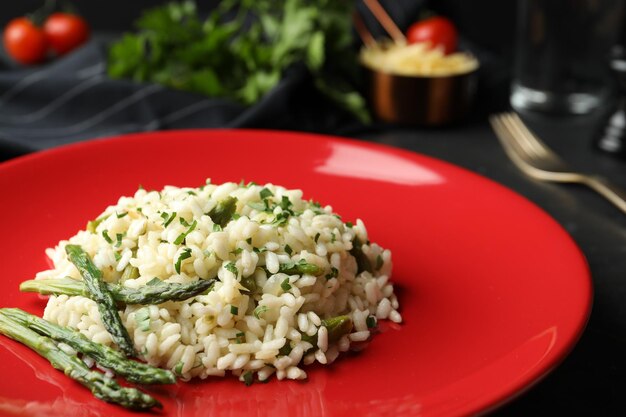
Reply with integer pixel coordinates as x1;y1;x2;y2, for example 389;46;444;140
36;180;402;383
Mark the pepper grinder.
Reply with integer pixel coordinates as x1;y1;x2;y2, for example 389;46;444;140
594;45;626;158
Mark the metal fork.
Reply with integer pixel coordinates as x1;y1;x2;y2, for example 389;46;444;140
490;112;626;214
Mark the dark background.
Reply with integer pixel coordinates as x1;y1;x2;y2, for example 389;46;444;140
0;0;517;58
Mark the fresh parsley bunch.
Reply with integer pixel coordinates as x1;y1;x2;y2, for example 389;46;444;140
107;0;369;122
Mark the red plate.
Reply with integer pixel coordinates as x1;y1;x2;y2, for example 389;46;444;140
0;130;591;417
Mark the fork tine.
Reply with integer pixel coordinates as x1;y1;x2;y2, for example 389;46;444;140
489;115;536;170
499;113;548;159
507;113;561;160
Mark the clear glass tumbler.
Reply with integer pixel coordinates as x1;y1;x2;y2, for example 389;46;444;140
511;0;624;114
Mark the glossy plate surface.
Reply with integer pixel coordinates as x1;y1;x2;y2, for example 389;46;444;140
0;130;591;417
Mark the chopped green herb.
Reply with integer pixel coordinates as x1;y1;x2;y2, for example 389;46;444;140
114;252;122;262
331;232;336;243
280;196;291;210
212;224;223;232
208;196;238;227
175;248;192;274
280;278;292;292
350;237;372;274
271;211;290;226
202;249;213;258
345;221;353;228
224;262;238;275
284;244;293;255
259;188;273;199
366;315;377;329
115;233;124;248
146;277;161;286
138;184;144;190
235;331;245;343
187;190;197;196
102;230;113;244
314;233;320;243
231;213;241;220
135;308;151;332
325;267;339;280
179;217;191;227
231;247;243;255
253;246;267;253
230;305;239;315
116;212;128;219
136;207;143;213
246;181;257;187
253;305;268;319
162;212;177;228
376;254;384;270
174;220;197;245
243;371;253;386
246;237;252;245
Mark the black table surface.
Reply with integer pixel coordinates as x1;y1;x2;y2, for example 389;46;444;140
1;110;624;415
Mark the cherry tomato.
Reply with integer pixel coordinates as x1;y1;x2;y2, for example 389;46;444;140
43;12;90;56
3;17;48;65
406;16;458;55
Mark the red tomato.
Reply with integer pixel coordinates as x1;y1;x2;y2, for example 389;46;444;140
43;12;90;56
406;17;458;55
3;17;48;65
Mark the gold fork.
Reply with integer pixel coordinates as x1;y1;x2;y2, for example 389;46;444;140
490;112;626;214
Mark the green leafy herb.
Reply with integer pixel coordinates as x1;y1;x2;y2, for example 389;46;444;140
284;244;292;255
173;219;197;245
366;315;377;329
173;361;184;376
230;305;239;315
278;342;293;356
114;252;122;262
175;248;192;274
246;237;252;245
116;212;128;219
325;267;339;280
162;212;177;228
115;233;124;248
280;278;292;292
259;188;274;199
102;230;113;244
87;215;109;233
345;221;353;228
231;247;243;255
314;233;320;243
208;197;238;228
224;262;238;275
212;224;222;232
253;305;268;319
106;0;369;122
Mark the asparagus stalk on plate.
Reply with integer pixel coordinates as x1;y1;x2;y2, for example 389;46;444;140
20;277;216;304
1;308;175;385
0;310;161;410
65;244;136;357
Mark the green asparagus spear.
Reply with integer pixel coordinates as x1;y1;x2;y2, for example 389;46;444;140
300;315;353;346
208;196;238;227
20;277;215;304
2;308;175;385
65;245;136;357
278;259;323;276
0;310;161;410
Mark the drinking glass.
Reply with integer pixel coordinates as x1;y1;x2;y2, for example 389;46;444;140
511;0;624;114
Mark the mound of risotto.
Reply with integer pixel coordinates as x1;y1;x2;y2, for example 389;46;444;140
37;180;401;383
